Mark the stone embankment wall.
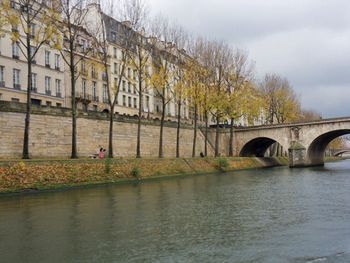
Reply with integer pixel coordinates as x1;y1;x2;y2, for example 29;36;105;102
0;102;213;158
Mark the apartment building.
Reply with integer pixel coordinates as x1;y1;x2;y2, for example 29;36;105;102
0;0;65;107
0;1;193;122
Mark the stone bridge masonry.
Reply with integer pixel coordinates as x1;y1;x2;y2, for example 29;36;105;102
232;117;350;167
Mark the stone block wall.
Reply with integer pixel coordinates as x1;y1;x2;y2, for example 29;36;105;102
0;106;214;158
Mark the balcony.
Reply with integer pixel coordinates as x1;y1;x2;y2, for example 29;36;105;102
45;63;51;68
55;66;60;71
0;81;5;87
12;55;19;60
56;92;62;98
75;92;92;103
103;97;109;104
45;90;51;96
92;95;99;102
13;84;21;90
31;87;37;93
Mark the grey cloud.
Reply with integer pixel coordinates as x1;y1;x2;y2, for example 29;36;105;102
148;0;350;117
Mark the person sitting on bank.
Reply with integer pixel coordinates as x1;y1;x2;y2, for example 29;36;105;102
99;148;106;159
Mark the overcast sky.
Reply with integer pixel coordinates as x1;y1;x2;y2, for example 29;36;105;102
147;0;350;118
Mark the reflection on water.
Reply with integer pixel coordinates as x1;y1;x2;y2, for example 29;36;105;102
1;160;350;262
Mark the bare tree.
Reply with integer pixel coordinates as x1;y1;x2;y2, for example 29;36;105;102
186;37;208;157
122;0;150;158
54;0;92;158
2;0;59;159
260;74;301;124
225;48;255;156
149;16;178;158
94;0;148;158
170;26;188;158
207;40;231;157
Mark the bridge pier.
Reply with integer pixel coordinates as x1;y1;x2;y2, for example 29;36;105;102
288;141;307;168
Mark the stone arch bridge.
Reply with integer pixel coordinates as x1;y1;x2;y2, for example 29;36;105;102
227;117;350;167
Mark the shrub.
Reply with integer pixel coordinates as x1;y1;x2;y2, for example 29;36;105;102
131;167;141;178
217;158;229;172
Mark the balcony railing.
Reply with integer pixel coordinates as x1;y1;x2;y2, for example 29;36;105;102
13;84;21;90
92;95;99;102
80;70;88;76
12;55;19;60
55;66;60;71
56;92;62;98
45;90;51;95
45;63;51;68
31;87;37;93
75;92;92;103
103;97;109;104
0;81;5;87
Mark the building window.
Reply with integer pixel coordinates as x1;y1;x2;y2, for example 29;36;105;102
128;82;131;93
45;76;51;95
45;50;51;67
0;66;4;85
103;84;108;103
31;73;37;91
30;46;37;63
133;70;137;80
91;65;96;78
133;84;137;94
113;47;117;58
114;63;118;74
122;95;126;106
128;96;131;107
82;79;86;97
12;42;20;59
111;32;117;42
46;101;52;107
81;60;86;75
13;69;20;89
55;79;61;97
92;81;97;101
133;98;137;108
30;23;36;38
127;68;131;78
56;103;62;108
122;80;126;91
54;54;60;70
145;96;150;111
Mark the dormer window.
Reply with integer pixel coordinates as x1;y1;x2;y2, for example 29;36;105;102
111;32;117;42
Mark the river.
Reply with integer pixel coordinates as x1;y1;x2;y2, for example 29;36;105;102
1;160;350;263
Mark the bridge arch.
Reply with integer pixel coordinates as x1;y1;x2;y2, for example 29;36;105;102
239;137;282;157
307;129;350;165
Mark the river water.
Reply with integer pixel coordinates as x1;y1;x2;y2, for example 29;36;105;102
1;160;350;263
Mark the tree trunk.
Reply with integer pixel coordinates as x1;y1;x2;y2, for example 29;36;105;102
159;97;166;158
176;101;181;158
228;117;234;157
215;115;220;157
22;33;32;159
108;104;114;158
70;44;78;159
204;111;208;157
192;105;198;157
136;75;142;158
